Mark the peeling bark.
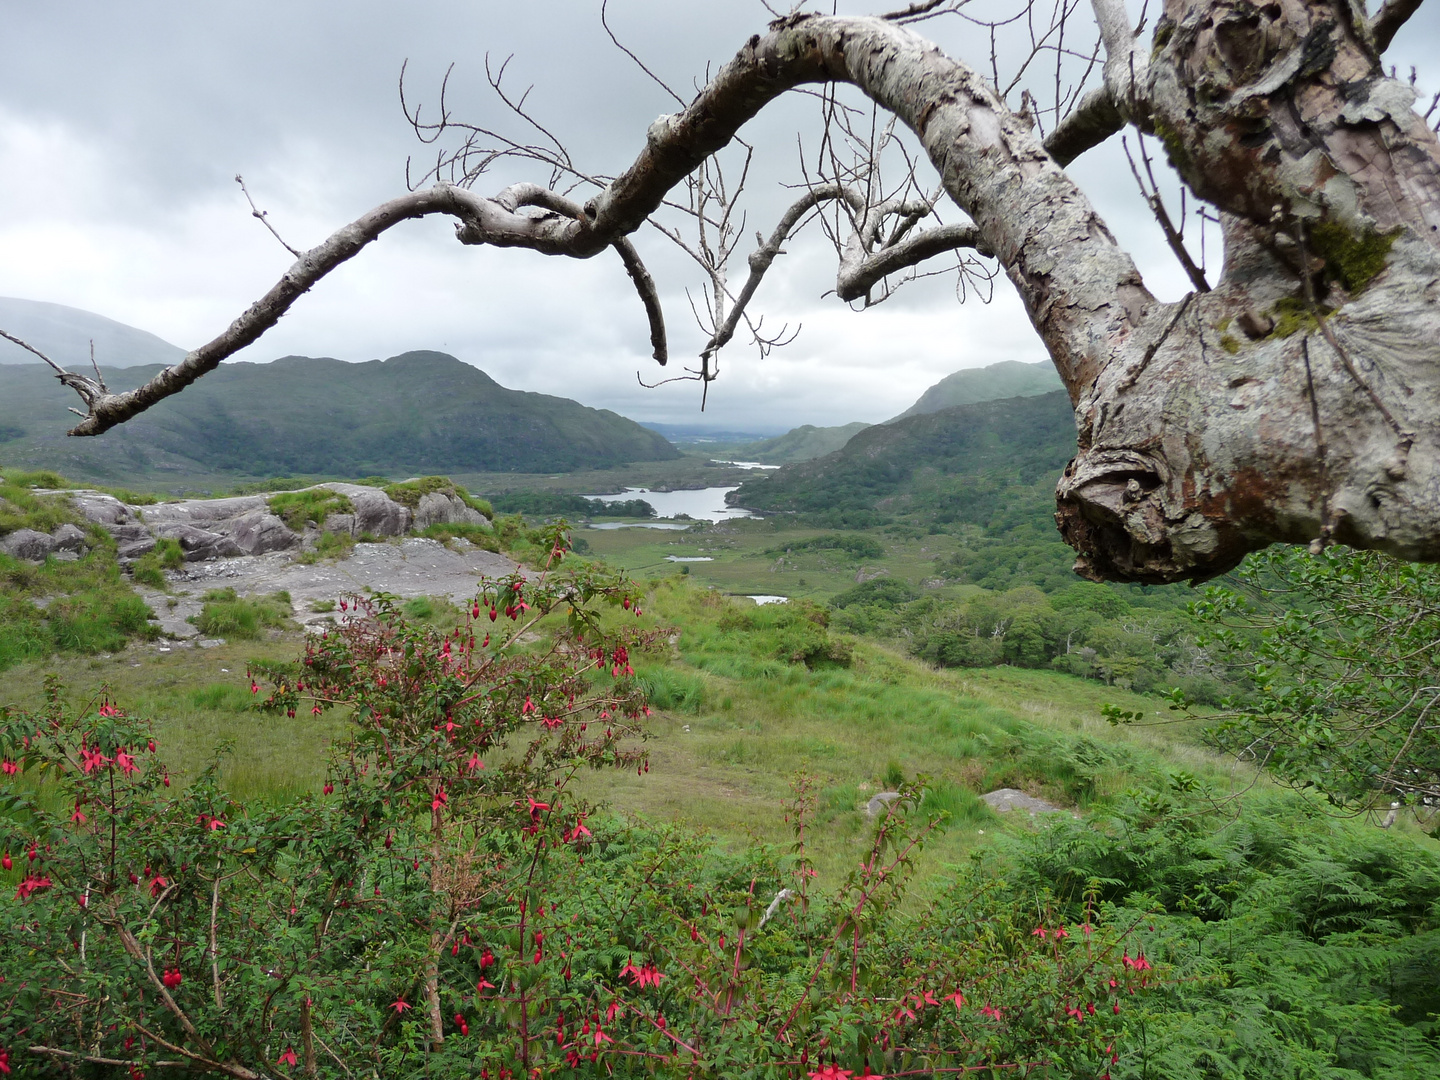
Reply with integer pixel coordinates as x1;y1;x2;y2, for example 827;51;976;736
1056;0;1440;581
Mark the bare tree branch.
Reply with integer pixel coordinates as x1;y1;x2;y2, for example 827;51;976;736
700;183;857;359
1043;85;1123;165
613;235;668;365
836;222;986;301
62;183;666;433
0;328;66;376
1373;0;1424;53
235;174;303;258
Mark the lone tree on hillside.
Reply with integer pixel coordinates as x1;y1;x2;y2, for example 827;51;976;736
12;0;1440;584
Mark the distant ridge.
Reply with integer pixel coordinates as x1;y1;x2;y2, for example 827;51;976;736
715;360;1066;467
724;422;872;465
0;350;679;484
0;297;187;369
893;359;1062;420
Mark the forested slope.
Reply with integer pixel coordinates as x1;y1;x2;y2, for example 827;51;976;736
0;350;679;483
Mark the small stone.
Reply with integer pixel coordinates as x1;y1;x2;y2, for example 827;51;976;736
865;791;901;818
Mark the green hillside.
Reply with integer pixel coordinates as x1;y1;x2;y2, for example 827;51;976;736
731;391;1083;590
724;421;871;464
0;351;679;485
894;358;1062;419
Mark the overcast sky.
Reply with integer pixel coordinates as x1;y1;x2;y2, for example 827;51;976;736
4;1;1438;433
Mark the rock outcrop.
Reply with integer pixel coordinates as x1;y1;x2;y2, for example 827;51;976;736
4;482;496;579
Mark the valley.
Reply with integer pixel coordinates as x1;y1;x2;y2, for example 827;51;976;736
4;303;1440;1076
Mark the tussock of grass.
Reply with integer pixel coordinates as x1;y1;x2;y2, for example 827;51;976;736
1;468;157;668
418;522;500;550
267;489;352;530
192;589;293;640
131;537;184;587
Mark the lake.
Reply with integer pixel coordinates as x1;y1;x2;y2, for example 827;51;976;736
587;486;753;523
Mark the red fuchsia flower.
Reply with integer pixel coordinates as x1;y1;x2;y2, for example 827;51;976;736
912;990;939;1009
476;978;496;993
541;715;563;730
0;760;16;776
564;817;592;843
98;701;119;718
70;804;87;825
980;1004;1003;1020
114;749;138;775
619;958;640;983
1113;1002;1121;1014
1054;925;1070;939
431;788;448;811
322;783;333;795
592;1025;613;1047
1080;922;1094;936
606;1000;623;1022
945;989;965;1010
80;746;110;774
489;607;498;622
527;797;550;821
14;874;52;900
147;739;156;752
311;705;322;716
161;968;182;989
1031;926;1047;939
454;1013;469;1036
1;854;9;872
277;1047;299;1067
0;1048;10;1074
250;682;259;694
480;948;495;969
465;754;483;772
391;999;410;1013
891;1003;917;1023
809;1066;853;1080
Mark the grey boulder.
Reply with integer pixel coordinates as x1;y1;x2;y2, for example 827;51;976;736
229;511;301;555
152;523;241;562
1;528;56;561
50;523;88;553
70;492;132;526
314;484;410;537
414;491;490;531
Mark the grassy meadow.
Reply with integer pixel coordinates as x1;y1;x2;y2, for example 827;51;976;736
1;559;1288;891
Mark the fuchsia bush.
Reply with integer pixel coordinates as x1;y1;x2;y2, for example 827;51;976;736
0;525;1152;1078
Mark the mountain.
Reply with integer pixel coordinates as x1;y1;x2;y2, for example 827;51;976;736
0;297;187;368
0;351;679;485
724;422;872;465
705;360;1065;468
893;359;1062;420
730;391;1083;590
